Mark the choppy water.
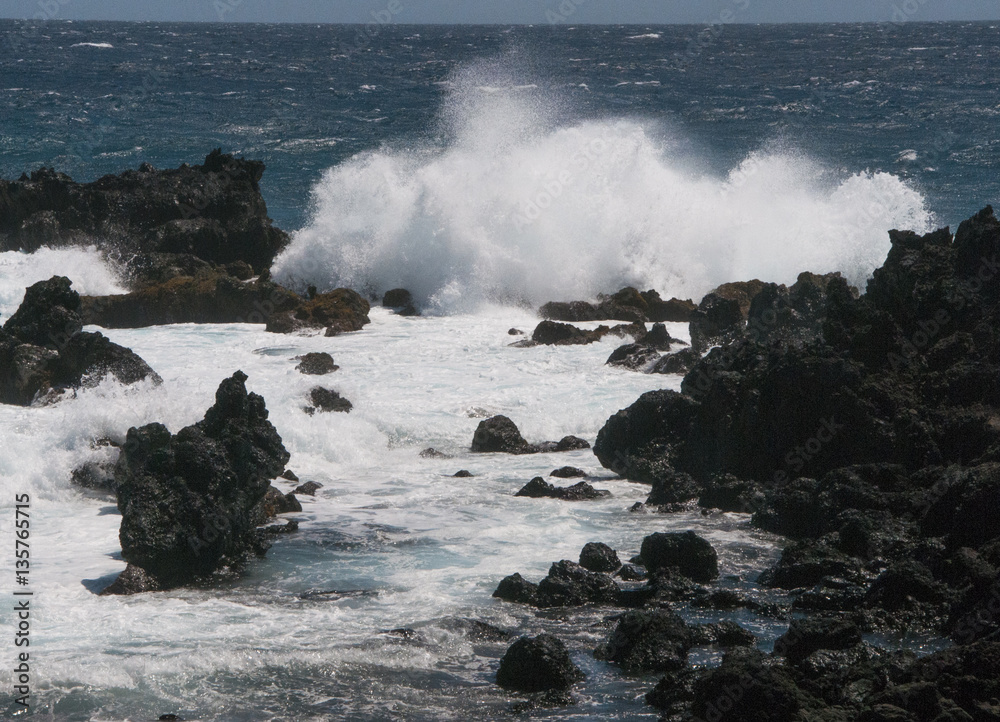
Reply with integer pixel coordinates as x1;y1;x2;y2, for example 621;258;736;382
0;19;990;720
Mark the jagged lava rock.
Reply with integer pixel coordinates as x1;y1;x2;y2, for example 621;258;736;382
0;149;288;271
0;276;160;405
295;352;338;375
515;478;610;500
110;371;290;591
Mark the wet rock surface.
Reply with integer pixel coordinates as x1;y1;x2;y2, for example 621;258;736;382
495;634;584;693
0;150;288;271
0;276;160;405
109;371;290;592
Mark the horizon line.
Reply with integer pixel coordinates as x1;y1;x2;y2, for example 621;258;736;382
1;18;999;27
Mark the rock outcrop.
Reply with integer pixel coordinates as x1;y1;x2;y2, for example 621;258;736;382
0;150;288;272
0;276;160;405
106;371;290;592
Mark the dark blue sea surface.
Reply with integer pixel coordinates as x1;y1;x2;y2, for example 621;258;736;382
1;21;999;231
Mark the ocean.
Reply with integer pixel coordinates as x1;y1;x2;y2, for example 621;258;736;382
0;19;996;720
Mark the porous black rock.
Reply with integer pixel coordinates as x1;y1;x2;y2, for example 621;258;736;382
606;343;661;371
295;352;338;375
496;634;584;693
639;531;719;583
307;387;352;413
594;609;693;673
0;276;160;405
774;616;863;662
515;478;610;501
550;466;586;478
579;542;621;573
493;573;539;605
535;560;621;607
292;481;322;496
0;150;289;272
111;371;290;591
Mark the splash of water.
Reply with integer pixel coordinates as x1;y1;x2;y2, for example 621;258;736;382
273;62;934;312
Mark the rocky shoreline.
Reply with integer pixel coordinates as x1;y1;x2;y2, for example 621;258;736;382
4;154;1000;720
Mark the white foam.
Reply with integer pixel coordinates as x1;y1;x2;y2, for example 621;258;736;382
0;246;125;320
71;42;113;48
273;63;933;312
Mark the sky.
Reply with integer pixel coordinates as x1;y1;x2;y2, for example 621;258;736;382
2;0;997;24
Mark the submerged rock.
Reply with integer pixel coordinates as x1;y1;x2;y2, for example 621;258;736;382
109;371;290;592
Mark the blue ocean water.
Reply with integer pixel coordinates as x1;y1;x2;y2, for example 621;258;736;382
2;21;999;232
0;20;993;721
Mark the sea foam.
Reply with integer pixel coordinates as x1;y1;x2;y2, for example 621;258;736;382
273;60;934;313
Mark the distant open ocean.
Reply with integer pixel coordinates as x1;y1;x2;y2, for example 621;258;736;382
0;19;997;720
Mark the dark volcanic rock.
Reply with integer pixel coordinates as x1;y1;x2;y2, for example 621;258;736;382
0;150;288;271
539;288;694;323
99;563;163;596
541;435;591;452
579;542;621;573
864;641;1000;720
759;539;866;590
493;573;539;605
292;481;322;496
260;486;301;516
515;478;610;501
382;288;417;315
646;470;701;506
496;634;584;692
594;609;693;673
689;292;745;351
550;466;586;478
0;276;160;405
639;531;719;583
453;469;474;477
471;416;538;454
649;346;701;376
690;648;818;722
698;474;764;513
690;621;757;648
528;319;645;347
308;387;352;413
3;273;82;345
295;352;338;375
267;288;371;335
606;343;660;370
81;267;300;328
532;320;593;345
593;389;700;482
111;371;290;590
535;560;621;607
419;448;451;459
774;616;863;662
